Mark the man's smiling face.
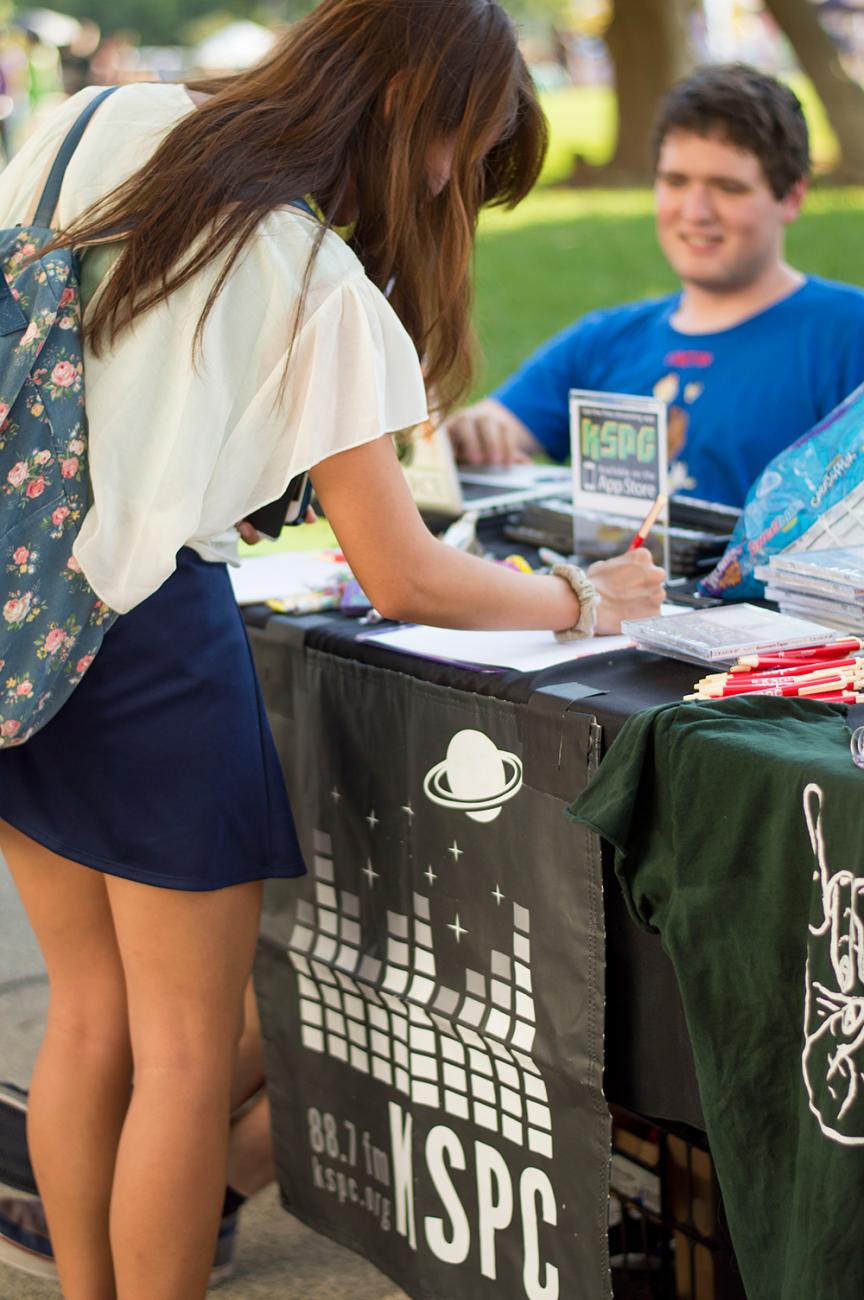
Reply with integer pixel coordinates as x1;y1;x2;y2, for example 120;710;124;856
654;128;805;293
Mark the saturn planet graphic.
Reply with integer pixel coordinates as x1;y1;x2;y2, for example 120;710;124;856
423;728;523;823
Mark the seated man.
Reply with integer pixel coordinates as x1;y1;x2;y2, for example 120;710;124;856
446;64;864;509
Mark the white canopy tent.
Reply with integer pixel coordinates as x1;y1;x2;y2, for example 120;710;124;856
16;8;83;49
190;21;277;73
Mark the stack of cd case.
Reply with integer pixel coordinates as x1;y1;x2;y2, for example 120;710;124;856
621;604;832;668
756;547;864;633
503;495;740;577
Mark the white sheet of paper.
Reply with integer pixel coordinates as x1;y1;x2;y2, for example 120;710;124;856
229;552;349;605
360;625;634;672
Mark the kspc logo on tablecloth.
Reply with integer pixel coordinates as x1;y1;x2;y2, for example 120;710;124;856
423;729;523;823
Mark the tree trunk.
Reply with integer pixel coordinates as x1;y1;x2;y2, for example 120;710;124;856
597;0;695;184
763;0;864;181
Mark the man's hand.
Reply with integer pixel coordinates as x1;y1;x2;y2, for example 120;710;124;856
442;398;540;466
589;547;666;636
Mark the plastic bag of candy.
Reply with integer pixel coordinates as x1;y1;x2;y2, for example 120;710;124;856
700;381;864;599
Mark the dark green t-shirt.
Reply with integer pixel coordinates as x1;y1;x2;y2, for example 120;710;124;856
569;697;864;1300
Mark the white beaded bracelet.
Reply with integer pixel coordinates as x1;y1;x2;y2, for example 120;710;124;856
550;562;598;641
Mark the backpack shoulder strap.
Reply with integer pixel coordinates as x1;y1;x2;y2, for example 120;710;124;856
290;198;317;219
32;86;122;230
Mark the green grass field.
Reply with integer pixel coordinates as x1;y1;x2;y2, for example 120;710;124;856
470;81;864;397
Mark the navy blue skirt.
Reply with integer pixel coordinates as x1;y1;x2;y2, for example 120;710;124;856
0;548;305;891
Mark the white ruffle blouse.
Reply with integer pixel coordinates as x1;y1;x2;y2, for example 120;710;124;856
0;83;428;612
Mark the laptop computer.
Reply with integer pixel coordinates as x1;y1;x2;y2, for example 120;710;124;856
402;421;571;526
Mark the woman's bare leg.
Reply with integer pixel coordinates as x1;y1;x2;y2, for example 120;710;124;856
106;873;262;1300
0;821;132;1300
230;977;267;1112
227;977;276;1196
227;1090;277;1197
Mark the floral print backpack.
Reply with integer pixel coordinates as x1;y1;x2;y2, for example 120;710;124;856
0;87;119;747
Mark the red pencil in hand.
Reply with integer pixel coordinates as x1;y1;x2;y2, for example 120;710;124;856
627;493;667;551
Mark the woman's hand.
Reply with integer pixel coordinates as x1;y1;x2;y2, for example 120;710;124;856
235;505;317;546
589;547;665;636
236;520;263;545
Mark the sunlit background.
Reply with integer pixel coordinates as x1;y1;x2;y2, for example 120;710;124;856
0;0;861;391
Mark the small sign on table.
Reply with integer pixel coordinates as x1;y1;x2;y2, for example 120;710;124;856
569;388;670;566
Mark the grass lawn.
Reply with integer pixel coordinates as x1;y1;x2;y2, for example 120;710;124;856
470;80;864;397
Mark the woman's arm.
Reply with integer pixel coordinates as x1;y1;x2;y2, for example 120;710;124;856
310;436;664;635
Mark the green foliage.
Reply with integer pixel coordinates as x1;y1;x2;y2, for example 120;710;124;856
503;0;572;22
32;0;231;45
180;10;251;46
38;0;571;47
24;1;312;45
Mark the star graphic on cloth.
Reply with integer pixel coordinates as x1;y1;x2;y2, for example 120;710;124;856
366;809;379;830
362;859;379;887
330;787;341;802
448;841;463;862
447;913;468;942
492;884;505;905
401;802;414;819
424;864;438;887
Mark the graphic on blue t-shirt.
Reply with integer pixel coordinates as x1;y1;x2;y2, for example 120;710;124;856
494;277;864;509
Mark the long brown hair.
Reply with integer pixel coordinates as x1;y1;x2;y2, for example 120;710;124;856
52;0;547;411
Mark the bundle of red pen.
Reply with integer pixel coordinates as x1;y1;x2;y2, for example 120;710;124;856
684;636;864;703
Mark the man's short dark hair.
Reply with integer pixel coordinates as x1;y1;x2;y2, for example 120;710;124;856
652;64;810;198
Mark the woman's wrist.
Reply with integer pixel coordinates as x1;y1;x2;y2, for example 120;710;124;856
550;563;598;641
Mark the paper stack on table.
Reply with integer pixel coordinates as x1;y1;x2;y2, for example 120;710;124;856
357;624;634;672
229;550;351;608
756;547;864;634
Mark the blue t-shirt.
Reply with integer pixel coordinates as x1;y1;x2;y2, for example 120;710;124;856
494;277;864;508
